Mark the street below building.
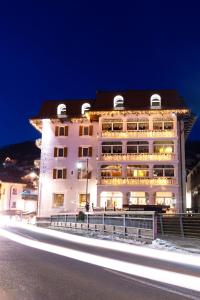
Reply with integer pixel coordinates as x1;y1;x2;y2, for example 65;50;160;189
0;224;199;300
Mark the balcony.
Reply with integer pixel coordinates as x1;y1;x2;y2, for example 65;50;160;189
101;130;175;139
99;177;176;186
100;153;176;162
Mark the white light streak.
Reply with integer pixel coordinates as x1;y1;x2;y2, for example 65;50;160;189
6;222;200;268
0;227;199;293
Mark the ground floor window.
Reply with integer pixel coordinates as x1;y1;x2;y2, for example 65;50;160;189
100;191;122;209
79;193;90;208
52;193;64;208
128;191;149;205
154;192;175;207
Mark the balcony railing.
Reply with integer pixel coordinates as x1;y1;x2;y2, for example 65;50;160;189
100;153;176;162
101;130;175;139
99;177;176;186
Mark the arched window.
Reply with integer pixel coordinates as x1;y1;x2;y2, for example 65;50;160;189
113;95;124;110
150;94;161;109
57;104;67;117
81;103;91;115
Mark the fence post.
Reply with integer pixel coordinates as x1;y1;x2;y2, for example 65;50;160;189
160;215;164;235
153;212;157;240
65;214;67;227
87;214;89;230
123;214;126;236
179;215;184;237
102;213;105;232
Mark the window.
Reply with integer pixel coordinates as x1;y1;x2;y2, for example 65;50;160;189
12;188;17;195
102;119;123;131
127;141;149;154
53;193;64;208
153;165;174;177
77;161;92;179
127;120;149;131
11;201;16;208
79;193;90;208
54;147;68;157
154;192;175;207
55;126;68;136
153;119;174;130
127;165;149;178
150;94;161;109
153;141;174;154
113;95;124;110
101;165;122;178
53;169;67;179
79;125;93;136
102;141;122;154
81;103;91;115
57;104;67;117
100;191;123;209
128;192;149;205
78;146;93;157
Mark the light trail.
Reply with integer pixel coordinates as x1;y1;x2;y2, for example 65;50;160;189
7;222;200;268
0;227;200;293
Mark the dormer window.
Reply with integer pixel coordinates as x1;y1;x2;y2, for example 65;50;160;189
150;94;161;109
81;103;91;115
57;104;67;117
113;95;124;110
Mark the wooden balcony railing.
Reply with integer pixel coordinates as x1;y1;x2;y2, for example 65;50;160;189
101;130;175;139
100;153;176;162
99;177;176;186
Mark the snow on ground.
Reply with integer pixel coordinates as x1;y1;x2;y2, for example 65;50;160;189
49;226;200;255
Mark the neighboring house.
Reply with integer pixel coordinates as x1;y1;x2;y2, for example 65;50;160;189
30;90;194;217
186;161;200;212
0;168;38;216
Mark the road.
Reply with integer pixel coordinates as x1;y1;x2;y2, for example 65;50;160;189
0;225;199;300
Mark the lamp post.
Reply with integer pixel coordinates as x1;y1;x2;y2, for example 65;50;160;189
85;158;89;212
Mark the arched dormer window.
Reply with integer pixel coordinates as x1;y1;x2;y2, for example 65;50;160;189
150;94;161;109
81;103;91;115
57;104;67;117
113;95;124;110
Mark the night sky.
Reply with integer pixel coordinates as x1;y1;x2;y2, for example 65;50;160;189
1;0;200;146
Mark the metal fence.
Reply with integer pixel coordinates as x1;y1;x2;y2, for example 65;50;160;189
50;211;157;241
158;213;200;238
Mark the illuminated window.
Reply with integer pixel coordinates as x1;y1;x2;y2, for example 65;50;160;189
79;193;90;208
81;103;91;115
153;165;174;177
102;119;123;131
150;94;161;109
101;165;122;178
127;141;149;154
127;119;149;131
52;193;64;208
102;141;122;154
113;95;124;110
153;119;174;130
127;165;149;178
154;192;175;207
153;141;174;154
128;191;149;205
53;169;67;179
100;191;123;209
57;104;67;117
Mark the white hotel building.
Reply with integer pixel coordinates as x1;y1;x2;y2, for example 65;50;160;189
30;90;194;217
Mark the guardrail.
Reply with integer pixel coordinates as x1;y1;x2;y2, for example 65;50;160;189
158;213;200;238
50;211;157;241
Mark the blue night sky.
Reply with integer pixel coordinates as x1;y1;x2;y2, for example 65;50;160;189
1;0;200;146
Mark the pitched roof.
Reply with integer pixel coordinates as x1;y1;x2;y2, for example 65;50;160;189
31;90;188;119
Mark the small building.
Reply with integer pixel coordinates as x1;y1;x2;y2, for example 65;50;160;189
30;90;194;217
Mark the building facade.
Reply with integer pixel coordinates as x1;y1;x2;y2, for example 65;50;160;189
30;90;194;217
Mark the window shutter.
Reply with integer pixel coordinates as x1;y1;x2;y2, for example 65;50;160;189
54;147;57;157
64;147;68;157
89;125;93;136
55;126;59;136
89;147;92;157
64;126;68;136
79;126;83;136
53;169;57;179
78;147;82;157
63;169;67;179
